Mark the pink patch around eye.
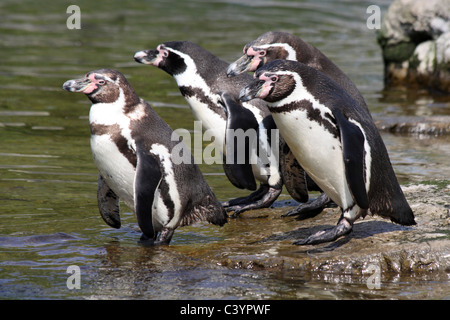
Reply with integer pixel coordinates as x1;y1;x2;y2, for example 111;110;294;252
82;83;97;94
81;74;99;94
247;47;258;56
259;74;272;82
152;45;168;66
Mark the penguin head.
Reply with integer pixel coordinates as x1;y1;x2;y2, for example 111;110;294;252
227;31;297;77
238;60;297;103
63;69;136;104
134;41;197;76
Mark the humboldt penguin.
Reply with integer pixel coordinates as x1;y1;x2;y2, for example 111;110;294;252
134;41;309;216
63;69;227;244
227;31;369;114
239;60;415;245
228;31;375;218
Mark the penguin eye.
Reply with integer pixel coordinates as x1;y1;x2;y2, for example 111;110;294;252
259;50;266;57
270;76;278;82
98;80;106;85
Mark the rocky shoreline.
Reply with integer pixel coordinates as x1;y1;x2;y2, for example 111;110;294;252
377;0;450;92
375;115;450;135
178;183;449;283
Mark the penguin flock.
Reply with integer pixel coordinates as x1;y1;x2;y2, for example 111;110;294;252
63;31;415;246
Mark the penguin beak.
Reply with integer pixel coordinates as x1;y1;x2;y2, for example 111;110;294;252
238;79;266;102
134;50;158;65
227;54;253;77
62;77;92;93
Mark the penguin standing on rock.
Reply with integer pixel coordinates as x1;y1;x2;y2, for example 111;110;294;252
134;41;304;216
228;31;372;218
239;60;415;245
63;69;227;244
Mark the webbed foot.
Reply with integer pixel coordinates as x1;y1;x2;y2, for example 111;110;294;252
282;193;333;220
294;217;353;245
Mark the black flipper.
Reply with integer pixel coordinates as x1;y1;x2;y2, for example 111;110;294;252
221;92;258;191
222;161;252;190
97;174;121;228
332;109;369;210
134;148;162;240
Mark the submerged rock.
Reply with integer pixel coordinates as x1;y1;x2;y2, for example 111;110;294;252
377;0;450;92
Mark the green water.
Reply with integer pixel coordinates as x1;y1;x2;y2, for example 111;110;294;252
0;0;449;300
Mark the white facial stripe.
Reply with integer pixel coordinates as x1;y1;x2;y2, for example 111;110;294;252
150;144;182;228
267;70;336;130
107;77;117;85
102;75;115;83
164;46;225;146
257;43;297;60
91;73;115;84
165;47;221;103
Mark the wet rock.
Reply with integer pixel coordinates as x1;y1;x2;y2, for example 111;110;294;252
175;183;450;280
374;115;450;135
377;0;450;92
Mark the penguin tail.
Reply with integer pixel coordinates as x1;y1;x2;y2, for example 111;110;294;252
370;194;416;226
388;190;417;226
180;193;228;227
389;207;416;226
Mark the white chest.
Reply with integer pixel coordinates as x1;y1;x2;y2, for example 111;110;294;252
88;91;137;210
90;134;136;210
272;109;352;208
184;95;226;152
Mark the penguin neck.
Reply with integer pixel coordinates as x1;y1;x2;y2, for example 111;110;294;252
289;37;315;62
170;48;227;89
89;88;140;126
269;71;313;108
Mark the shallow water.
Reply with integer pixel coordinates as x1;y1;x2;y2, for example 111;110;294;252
0;0;449;300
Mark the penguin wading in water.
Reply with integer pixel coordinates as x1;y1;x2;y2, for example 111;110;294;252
63;69;227;244
228;31;373;218
134;41;311;216
239;60;415;245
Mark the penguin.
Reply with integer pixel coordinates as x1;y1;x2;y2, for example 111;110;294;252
239;60;415;245
62;69;227;244
227;31;369;115
134;41;309;216
228;31;372;218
